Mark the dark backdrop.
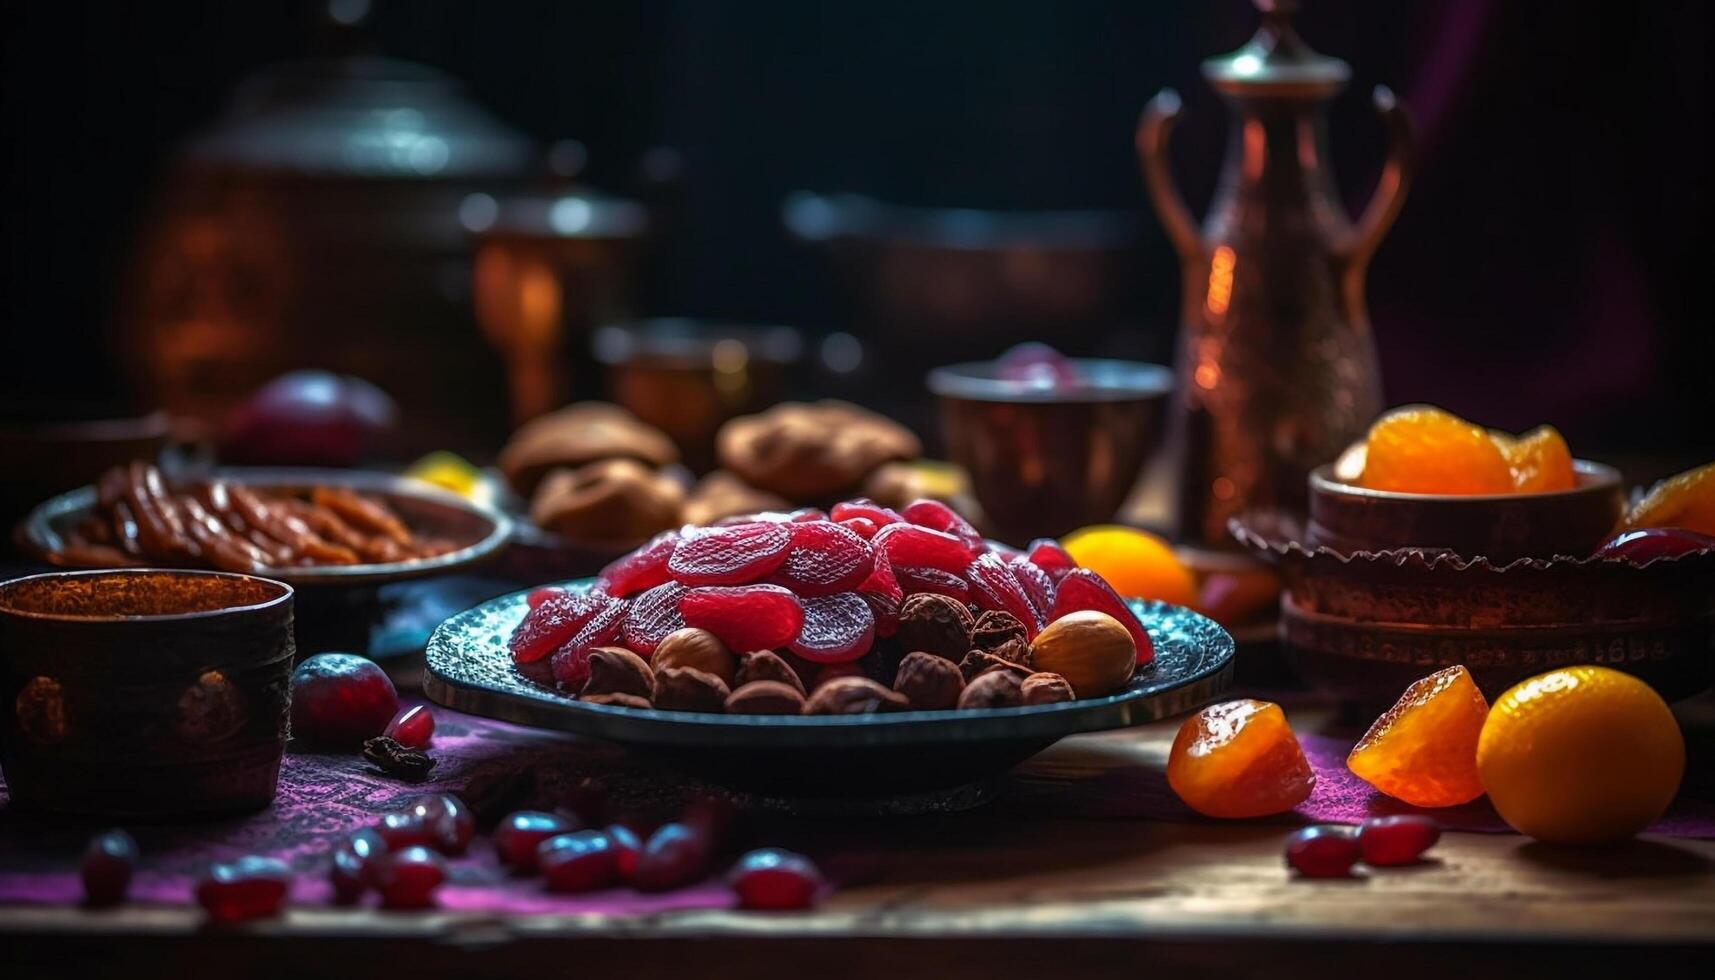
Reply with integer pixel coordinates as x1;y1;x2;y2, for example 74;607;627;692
1;1;1707;460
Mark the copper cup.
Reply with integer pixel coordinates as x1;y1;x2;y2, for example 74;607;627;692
928;359;1172;543
0;569;294;818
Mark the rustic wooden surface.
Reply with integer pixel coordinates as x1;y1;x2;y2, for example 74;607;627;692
4;703;1714;979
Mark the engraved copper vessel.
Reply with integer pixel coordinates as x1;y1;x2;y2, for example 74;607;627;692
1139;0;1412;549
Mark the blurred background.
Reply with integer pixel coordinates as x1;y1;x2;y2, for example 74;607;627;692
1;0;1707;463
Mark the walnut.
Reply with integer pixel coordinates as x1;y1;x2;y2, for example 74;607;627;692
971;610;1027;650
736;650;806;695
581;647;655;701
653;666;730;712
957;670;1024;709
651;627;738;686
895;593;974;661
892;651;965;710
988;636;1035;670
959;648;1033;683
529;458;685;544
802;677;908;715
725;680;808;715
500;402;678;497
717;401;920;500
1020;672;1076;706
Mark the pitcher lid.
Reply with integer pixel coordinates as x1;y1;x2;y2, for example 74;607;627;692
1202;0;1350;96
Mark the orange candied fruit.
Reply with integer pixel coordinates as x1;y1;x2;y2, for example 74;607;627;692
1347;665;1489;808
1623;461;1715;536
1358;406;1514;495
1167;699;1315;818
1501;425;1576;493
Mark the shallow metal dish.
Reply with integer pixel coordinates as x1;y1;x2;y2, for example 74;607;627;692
424;581;1233;800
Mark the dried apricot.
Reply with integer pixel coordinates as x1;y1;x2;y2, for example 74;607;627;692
1167;699;1315;818
1623;461;1715;536
1357;406;1513;495
1347;666;1488;808
1502;425;1575;493
1060;525;1195;607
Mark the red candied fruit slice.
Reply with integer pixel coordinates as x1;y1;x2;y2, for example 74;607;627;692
831;498;903;527
1025;538;1077;581
510;590;604;664
598;530;679;598
550;597;629;689
838;517;880;540
1052;569;1154;665
679;585;805;652
901;499;985;553
790;508;828;522
1008;556;1057;625
856;549;904;637
788;592;876;664
622;581;689;656
526;586;565;608
966;553;1043;635
768;521;874;597
667;522;794;586
895;565;971;602
873;523;978;575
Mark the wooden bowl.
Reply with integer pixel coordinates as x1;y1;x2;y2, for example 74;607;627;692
1307;461;1625;564
0;569;294;818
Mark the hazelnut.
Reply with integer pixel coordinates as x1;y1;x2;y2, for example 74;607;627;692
803;677;908;715
581;646;656;701
958;648;1032;683
653;666;731;712
1020;672;1076;706
1030;611;1136;698
895;594;974;661
893;651;964;710
957;670;1024;709
651;627;738;687
971;610;1027;650
812;661;867;690
582;692;652;709
725;680;808;715
735;650;806;695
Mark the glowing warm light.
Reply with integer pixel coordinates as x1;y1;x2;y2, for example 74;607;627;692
1204;245;1235;318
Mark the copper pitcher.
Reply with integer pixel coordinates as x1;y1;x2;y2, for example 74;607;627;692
1138;0;1412;549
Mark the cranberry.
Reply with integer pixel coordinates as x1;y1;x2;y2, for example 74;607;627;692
1357;815;1441;866
80;828;138;908
404;794;475;855
376;810;436;852
635;822;712;892
526;585;566;608
383;705;435;749
605;824;643;881
290;653;399;748
1284;825;1361;879
196;856;290;923
495;811;577;872
729;848;824;911
539;831;619;893
1593;528;1715;563
378;846;446;910
330;827;387;903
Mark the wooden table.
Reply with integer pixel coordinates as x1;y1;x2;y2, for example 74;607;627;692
5;706;1713;980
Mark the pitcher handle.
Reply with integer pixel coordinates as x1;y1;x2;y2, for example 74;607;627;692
1348;85;1414;264
1137;89;1205;263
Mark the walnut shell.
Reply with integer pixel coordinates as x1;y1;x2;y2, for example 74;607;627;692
895;593;974;661
1030;611;1136;698
725;680;808;715
1020;672;1076;705
736;650;806;695
958;648;1033;683
957;670;1024;709
971;610;1027;651
893;651;964;710
582;646;655;701
653;666;730;712
802;676;908;715
651;627;738;687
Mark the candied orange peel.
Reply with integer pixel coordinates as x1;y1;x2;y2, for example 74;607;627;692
1353;406;1576;496
1347;665;1488;808
1167;699;1315;818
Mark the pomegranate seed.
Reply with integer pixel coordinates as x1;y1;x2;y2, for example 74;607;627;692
404;794;475;855
376;810;436;852
667;522;794;585
80;829;137;908
1025;538;1077;581
830;498;902;526
679;585;805;652
1050;569;1155;665
682;795;740;850
1285;825;1361;878
539;831;620;893
598;529;680;597
605;824;643;881
289;653;400;748
330;827;387;903
1594;528;1715;563
729;848;824;911
635;822;712;892
496;811;577;872
526;585;566;608
384;705;435;749
196;856;290;923
378;846;446;910
901;499;985;553
995;342;1082;387
508;589;605;663
1357;815;1441;866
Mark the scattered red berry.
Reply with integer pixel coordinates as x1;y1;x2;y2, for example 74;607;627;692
667;522;794;585
378;846;446;909
405;794;475;855
635;822;712;892
1357;815;1441;866
383;705;435;749
558;777;609;828
196;856;290;923
539;831;620;893
605;824;643;881
729;848;823;911
496;811;577;872
330;827;387;903
80;829;137;908
290;653;400;748
1285;825;1361;878
679;584;805;652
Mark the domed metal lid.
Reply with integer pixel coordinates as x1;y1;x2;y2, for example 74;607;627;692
1201;0;1350;97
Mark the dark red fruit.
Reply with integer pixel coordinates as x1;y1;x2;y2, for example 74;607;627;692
1356;815;1441;866
667;522;794;586
622;581;689;656
604;824;643;880
558;777;609;828
80;829;137;908
405;794;475;855
894;565;972;602
682;795;740;850
1025;538;1077;580
196;856;290;923
509;589;604;664
598;529;680;597
634;822;712;892
901;499;984;553
790;508;829;522
856;550;904;637
526;586;565;608
788;592;876;664
290;653;400;748
1594;528;1715;563
838;517;880;539
966;553;1043;635
548;596;629;689
539;831;619;893
873;523;978;575
1285;825;1361;878
679;585;805;652
330;827;387;903
376;810;437;852
729;848;824;911
1051;569;1155;665
995;341;1081;387
384;705;435;749
830;499;903;527
378;846;446;909
768;521;874;596
496;811;577;872
1008;556;1056;625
